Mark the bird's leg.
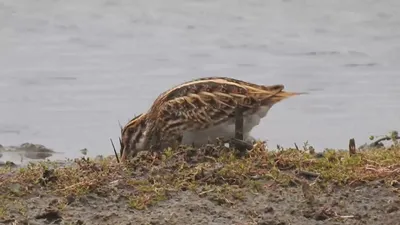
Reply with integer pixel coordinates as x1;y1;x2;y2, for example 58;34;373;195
176;135;183;144
234;106;244;141
149;128;162;153
231;107;253;154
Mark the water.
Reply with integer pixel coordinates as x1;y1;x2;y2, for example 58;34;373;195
1;0;400;161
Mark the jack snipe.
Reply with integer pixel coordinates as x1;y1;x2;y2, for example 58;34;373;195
119;77;304;162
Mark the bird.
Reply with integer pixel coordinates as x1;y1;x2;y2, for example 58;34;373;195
119;76;304;162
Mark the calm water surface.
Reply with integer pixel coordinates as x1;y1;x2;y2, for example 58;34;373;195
1;0;400;161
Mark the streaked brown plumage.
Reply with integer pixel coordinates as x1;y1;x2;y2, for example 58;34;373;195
120;77;304;162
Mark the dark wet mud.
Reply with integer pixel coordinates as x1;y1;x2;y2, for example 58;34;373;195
0;143;59;169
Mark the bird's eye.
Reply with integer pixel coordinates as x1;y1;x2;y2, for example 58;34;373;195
244;97;252;105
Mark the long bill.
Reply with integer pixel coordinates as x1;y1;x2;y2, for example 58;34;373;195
268;90;307;103
276;90;307;98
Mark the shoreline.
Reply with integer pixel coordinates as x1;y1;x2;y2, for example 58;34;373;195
1;141;400;225
1;132;396;168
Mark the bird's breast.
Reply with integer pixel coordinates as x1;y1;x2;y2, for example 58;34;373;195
181;105;271;147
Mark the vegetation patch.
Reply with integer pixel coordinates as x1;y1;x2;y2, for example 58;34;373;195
0;140;400;222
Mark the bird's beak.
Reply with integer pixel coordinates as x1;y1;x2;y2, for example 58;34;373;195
270;90;307;103
277;91;307;98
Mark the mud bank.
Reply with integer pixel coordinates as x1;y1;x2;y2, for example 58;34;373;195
1;143;399;225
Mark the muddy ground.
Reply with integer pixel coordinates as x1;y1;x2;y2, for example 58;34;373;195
2;180;400;225
1;143;399;225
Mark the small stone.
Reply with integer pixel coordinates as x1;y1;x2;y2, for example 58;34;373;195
66;195;76;205
80;148;88;156
264;206;274;214
258;220;286;225
315;213;329;221
34;208;62;222
387;205;399;213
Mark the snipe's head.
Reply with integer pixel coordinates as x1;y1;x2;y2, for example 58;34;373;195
119;113;149;162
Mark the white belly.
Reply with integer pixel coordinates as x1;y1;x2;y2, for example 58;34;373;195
181;106;271;147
